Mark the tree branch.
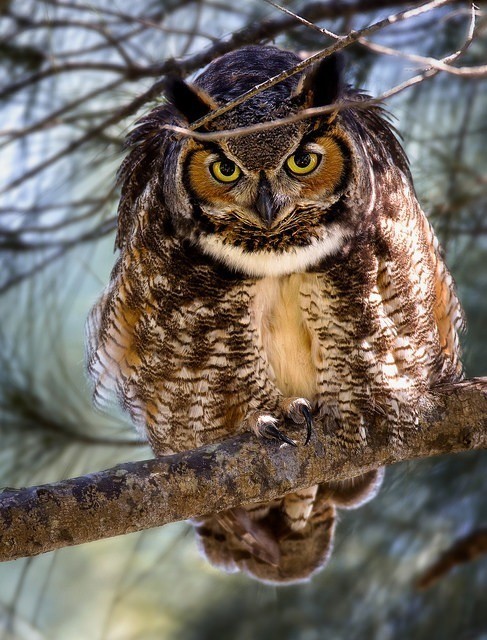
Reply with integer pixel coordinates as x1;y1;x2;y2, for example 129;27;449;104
0;379;486;563
417;528;487;589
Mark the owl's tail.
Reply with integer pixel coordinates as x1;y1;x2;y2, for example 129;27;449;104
192;469;383;584
193;487;335;584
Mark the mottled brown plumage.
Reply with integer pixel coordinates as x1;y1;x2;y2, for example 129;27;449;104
85;46;463;584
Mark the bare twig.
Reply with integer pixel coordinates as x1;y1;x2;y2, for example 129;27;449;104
0;62;136;102
0;0;457;196
0;79;124;146
355;38;487;78
0;217;116;251
161;2;476;143
163;99;378;142
1;0;483;297
263;0;342;39
0;378;486;562
0;197;113;215
265;1;484;77
417;528;487;589
0;215;116;295
189;0;455;131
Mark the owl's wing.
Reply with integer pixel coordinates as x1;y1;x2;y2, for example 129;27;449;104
85;251;150;434
426;218;464;377
85;287;116;412
369;188;465;401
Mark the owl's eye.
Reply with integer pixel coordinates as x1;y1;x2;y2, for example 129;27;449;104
210;160;241;184
286;152;320;176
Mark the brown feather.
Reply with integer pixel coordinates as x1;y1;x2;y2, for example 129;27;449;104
85;44;463;584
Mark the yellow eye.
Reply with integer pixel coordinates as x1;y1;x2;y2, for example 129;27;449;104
286;152;320;176
210;160;241;183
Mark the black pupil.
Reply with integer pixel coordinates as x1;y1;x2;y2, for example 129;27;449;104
294;153;311;168
219;161;235;176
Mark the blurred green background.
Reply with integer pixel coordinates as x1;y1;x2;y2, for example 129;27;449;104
0;1;486;638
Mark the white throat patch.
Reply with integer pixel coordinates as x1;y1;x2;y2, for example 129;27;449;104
198;227;347;277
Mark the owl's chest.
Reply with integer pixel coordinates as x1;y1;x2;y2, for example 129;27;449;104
252;274;320;399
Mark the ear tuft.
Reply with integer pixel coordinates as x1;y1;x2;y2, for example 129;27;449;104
165;76;215;125
300;53;344;108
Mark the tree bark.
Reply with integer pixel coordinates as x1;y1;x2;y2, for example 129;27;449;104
0;378;486;563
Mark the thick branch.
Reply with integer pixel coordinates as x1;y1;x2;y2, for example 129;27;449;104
0;379;486;563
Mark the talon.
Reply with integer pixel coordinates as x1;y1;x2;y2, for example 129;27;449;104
281;397;313;445
301;405;313;445
254;416;297;447
265;423;298;447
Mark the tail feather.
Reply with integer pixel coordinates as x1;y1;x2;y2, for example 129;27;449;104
193;485;336;585
217;508;281;567
193;470;384;584
326;468;384;509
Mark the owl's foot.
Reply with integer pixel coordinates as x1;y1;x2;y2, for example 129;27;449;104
280;397;313;445
247;398;313;447
249;413;298;447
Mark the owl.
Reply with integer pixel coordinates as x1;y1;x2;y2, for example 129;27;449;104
85;45;464;584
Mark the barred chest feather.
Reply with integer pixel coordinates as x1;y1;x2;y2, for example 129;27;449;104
249;261;441;439
84;42;466;585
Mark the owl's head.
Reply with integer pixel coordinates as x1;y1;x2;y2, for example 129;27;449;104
119;46;409;277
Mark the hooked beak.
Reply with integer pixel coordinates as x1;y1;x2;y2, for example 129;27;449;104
255;173;277;228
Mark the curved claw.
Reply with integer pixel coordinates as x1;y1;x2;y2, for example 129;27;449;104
301;405;314;445
264;423;298;447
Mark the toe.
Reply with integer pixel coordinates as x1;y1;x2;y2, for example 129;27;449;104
300;404;313;445
251;414;297;447
257;415;297;447
281;398;314;445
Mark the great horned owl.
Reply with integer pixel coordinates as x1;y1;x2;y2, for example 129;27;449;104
85;46;463;584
